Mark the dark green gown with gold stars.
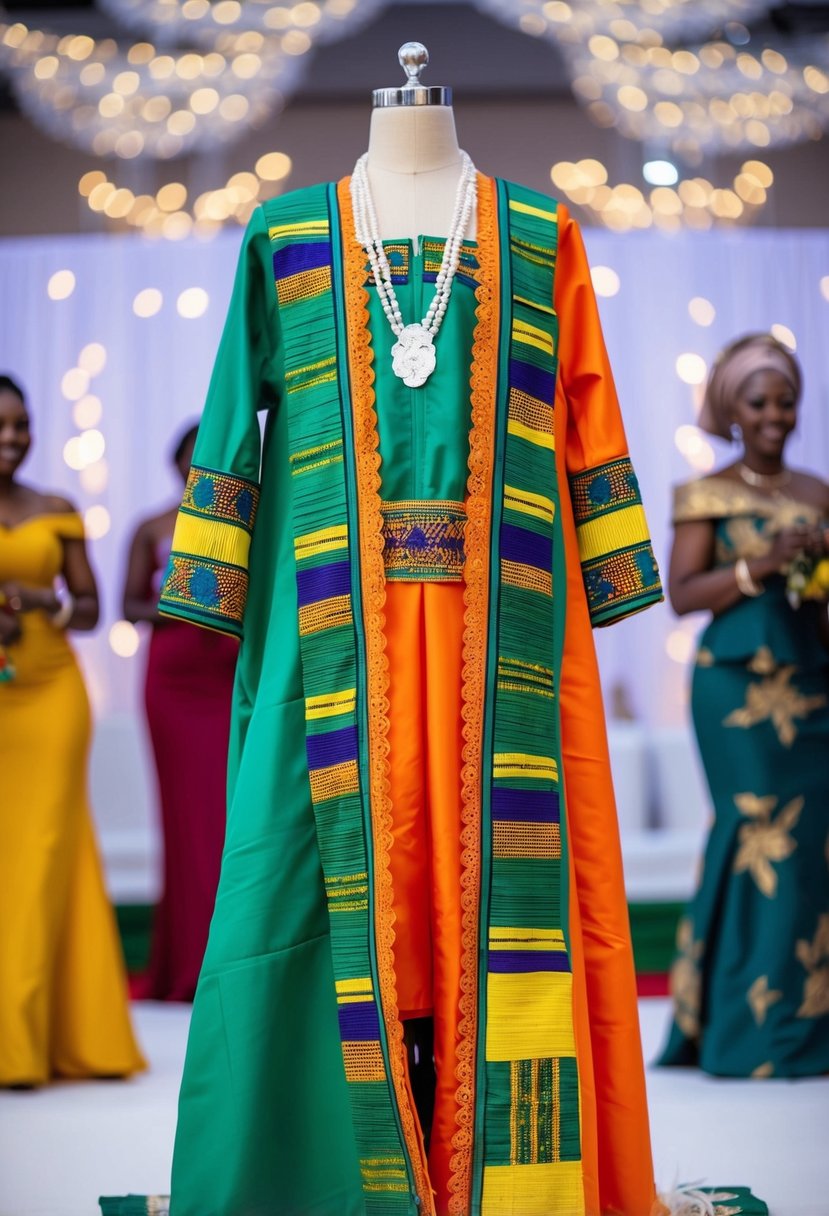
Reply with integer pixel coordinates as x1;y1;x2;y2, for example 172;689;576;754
660;475;829;1078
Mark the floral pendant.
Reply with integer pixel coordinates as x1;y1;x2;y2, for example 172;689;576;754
391;323;436;388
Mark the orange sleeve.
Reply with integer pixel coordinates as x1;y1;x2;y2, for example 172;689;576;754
554;205;663;626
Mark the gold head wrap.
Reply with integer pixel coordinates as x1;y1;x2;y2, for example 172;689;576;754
698;333;801;440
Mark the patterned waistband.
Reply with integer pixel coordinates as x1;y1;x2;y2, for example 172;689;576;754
381;499;467;581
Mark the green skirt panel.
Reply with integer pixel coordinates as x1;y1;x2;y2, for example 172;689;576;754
171;937;364;1215
659;652;829;1077
171;695;363;1213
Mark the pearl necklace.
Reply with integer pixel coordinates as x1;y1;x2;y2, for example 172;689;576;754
350;151;477;388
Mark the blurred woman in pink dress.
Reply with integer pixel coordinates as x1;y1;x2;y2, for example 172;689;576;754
123;425;237;1001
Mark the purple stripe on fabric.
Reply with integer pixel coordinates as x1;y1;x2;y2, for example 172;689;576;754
306;725;358;770
337;1001;380;1041
509;358;556;405
385;529;465;555
501;522;553;570
296;561;351;608
491;787;560;823
273;241;331;280
488;950;570;973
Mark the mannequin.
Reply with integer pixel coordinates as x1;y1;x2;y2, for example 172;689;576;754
365;43;477;243
106;42;687;1216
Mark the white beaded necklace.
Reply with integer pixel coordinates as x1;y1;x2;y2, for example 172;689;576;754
350;151;477;388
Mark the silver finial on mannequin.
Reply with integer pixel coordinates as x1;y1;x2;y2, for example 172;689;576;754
372;42;452;108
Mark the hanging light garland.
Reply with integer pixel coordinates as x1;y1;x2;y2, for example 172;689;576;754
0;0;383;159
1;0;828;234
97;0;385;49
0;21;297;158
476;0;829;155
567;31;829;155
475;0;771;46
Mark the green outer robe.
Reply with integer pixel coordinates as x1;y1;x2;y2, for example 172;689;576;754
154;178;664;1216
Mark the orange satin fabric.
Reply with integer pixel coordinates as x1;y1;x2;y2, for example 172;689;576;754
555;208;666;1216
386;580;465;1215
382;201;665;1216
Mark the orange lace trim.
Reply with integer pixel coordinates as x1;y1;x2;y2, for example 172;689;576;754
447;172;499;1215
336;177;435;1216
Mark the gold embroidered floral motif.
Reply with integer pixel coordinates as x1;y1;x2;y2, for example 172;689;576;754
733;793;803;897
795;913;829;1019
747;975;783;1025
669;917;704;1037
721;517;773;561
746;645;777;676
724;666;827;747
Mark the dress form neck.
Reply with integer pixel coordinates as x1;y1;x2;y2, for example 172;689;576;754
364;106;477;244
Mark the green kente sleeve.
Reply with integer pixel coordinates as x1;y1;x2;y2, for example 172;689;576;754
158;205;281;636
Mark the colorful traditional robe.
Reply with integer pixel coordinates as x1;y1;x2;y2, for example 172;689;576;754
158;176;665;1216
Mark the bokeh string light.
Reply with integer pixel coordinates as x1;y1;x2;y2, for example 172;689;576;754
550;157;775;230
77;149;292;236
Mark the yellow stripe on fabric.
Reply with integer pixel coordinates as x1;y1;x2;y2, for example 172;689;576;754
268;220;329;238
308;759;359;804
486;972;576;1061
530;1059;540;1165
552;1059;561;1163
294;524;349;560
292;454;344;477
512;319;555;356
342;1041;386;1082
493;821;561;858
173;512;250;569
576;503;650;563
514;293;555;316
501;559;553;597
276;265;332;307
305;687;357;720
287;370;337;395
493;753;558;781
498;658;553;678
504;484;555;524
290;438;343;463
336;977;373;995
285;356;336;380
508;418;555;451
481;1162;585;1216
509;199;558;223
298;594;352;636
490;927;567;947
497;681;554;699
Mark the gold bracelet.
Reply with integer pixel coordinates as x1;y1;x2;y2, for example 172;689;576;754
735;557;763;597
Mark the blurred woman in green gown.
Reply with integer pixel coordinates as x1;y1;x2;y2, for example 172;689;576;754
659;333;829;1078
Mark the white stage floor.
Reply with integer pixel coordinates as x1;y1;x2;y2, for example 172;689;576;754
0;999;826;1216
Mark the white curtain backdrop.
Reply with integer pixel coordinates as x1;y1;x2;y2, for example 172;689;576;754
1;221;828;727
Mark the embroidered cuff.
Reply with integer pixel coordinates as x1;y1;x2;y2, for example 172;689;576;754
569;457;663;627
158;465;260;637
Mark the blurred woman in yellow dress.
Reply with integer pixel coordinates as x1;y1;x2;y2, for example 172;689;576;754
0;374;145;1086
